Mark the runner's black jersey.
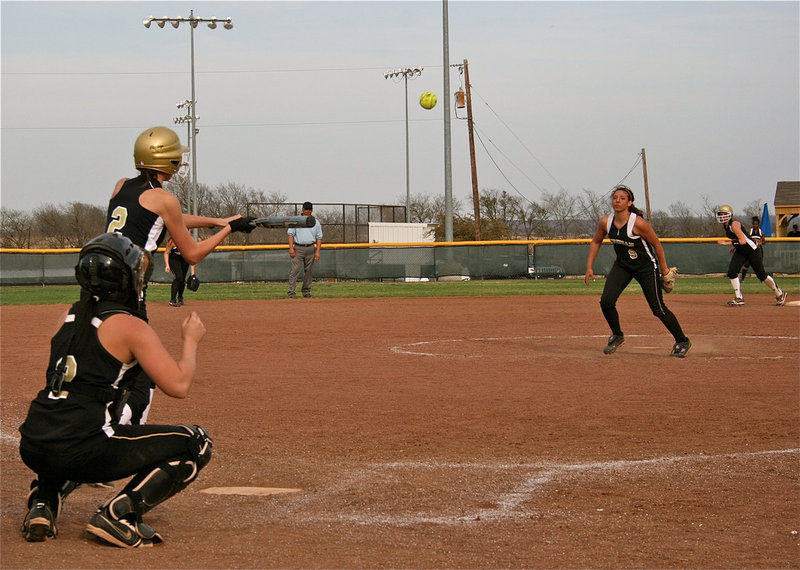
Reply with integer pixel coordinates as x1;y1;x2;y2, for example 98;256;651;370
18;301;141;459
725;221;758;253
106;174;166;253
606;212;658;272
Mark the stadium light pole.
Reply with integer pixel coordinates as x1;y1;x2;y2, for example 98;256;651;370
144;12;233;227
174;99;195;221
385;66;423;220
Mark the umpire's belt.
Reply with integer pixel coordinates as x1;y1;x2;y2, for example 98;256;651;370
295;243;315;246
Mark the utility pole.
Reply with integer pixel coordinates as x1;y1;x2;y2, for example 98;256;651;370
641;148;651;221
462;59;481;240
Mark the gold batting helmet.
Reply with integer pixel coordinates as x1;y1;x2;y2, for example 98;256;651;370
716;204;733;223
133;126;188;175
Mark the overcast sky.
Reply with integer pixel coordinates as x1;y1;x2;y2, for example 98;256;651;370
2;1;798;219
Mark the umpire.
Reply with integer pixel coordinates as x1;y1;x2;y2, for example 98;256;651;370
287;202;323;298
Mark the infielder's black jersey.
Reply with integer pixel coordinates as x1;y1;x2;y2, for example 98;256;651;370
106;174;166;253
18;301;141;462
606;213;658;272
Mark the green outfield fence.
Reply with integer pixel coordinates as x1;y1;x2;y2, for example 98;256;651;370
1;239;798;286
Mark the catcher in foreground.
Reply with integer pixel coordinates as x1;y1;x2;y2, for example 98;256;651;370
585;185;691;358
19;233;212;547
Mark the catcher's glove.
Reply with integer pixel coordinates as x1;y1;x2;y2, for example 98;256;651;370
661;267;678;293
186;274;200;292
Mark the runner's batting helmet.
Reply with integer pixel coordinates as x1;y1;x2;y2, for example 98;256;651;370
716;204;733;224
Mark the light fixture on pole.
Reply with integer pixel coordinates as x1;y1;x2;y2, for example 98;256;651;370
384;66;423;220
144;12;233;234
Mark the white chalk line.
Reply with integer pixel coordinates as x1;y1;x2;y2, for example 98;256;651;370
391;334;799;359
303;448;799;527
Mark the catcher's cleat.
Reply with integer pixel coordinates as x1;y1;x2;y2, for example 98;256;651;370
603;334;625;355
22;502;57;542
776;290;787;306
169;300;180;307
726;297;745;306
86;506;162;548
670;339;692;358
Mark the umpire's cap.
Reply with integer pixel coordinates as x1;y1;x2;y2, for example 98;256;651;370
302;201;313;211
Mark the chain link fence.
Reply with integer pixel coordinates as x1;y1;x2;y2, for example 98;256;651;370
2;240;798;286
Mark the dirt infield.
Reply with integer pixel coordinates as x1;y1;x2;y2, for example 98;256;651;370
1;294;798;568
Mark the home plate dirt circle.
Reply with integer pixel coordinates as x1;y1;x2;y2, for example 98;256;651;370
200;486;301;496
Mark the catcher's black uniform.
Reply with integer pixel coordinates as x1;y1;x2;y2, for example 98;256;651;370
601;213;688;342
19;300;206;510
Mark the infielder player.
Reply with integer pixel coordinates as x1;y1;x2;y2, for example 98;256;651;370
715;205;786;306
585;185;691;357
19;233;212;547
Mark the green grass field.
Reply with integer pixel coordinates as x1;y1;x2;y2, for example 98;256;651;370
1;277;797;305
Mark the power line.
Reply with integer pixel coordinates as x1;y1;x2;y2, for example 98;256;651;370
1;65;444;76
470;87;567;192
472;127;535;206
0;118;440;131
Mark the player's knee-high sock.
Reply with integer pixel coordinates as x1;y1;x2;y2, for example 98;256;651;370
763;275;781;294
730;277;742;298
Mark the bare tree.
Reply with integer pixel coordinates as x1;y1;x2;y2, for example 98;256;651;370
1;208;33;248
32;204;74;248
405;193;441;224
649;210;672;237
540;191;576;238
517;200;549;239
699;195;722;237
742;199;762;221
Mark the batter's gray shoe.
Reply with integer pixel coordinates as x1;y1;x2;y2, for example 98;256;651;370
86;506;162;548
670;339;692;358
603;334;625;354
726;297;744;306
22;502;56;542
776;290;787;306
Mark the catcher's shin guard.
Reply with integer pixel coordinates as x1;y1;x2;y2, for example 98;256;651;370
115;424;212;517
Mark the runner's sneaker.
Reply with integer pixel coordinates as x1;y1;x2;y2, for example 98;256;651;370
22;501;57;542
776;290;787;306
670;339;692;358
87;505;162;548
726;297;744;306
603;334;625;354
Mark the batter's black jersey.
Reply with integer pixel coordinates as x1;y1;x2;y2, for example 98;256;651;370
724;221;758;254
18;301;142;461
106;174;167;253
606;213;658;272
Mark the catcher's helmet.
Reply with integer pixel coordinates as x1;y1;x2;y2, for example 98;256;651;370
716;204;734;224
75;233;152;306
133;126;188;175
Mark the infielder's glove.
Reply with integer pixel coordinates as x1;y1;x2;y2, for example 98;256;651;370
661;267;678;293
186;274;200;292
